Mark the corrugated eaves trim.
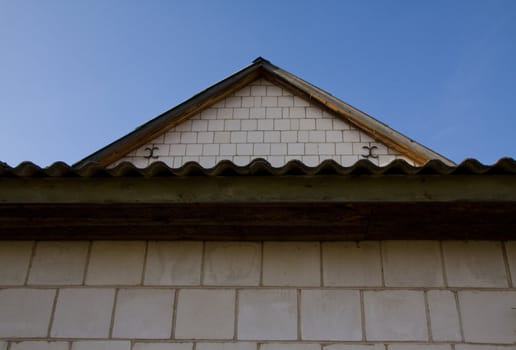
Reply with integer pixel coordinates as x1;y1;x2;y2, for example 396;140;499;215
1;158;515;178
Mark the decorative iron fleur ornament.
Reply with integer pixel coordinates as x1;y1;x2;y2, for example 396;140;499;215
362;145;378;159
144;145;159;159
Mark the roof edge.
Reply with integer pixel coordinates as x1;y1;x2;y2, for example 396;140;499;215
74;59;270;167
257;60;455;165
2;158;515;178
75;58;455;167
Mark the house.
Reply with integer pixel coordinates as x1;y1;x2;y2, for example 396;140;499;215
0;58;515;350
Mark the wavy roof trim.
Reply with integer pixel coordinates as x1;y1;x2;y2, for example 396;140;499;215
1;158;515;178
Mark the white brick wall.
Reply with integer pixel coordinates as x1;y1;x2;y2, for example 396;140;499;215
382;241;444;287
175;289;235;339
442;241;508;287
324;346;384;350
111;79;417;168
426;290;462;341
203;242;261;286
322;241;382;287
28;241;89;285
51;288;115;338
0;289;56;337
505;240;516;286
301;290;362;340
363;291;428;341
10;342;69;350
112;289;174;339
86;241;146;285
262;242;320;286
455;346;516;350
0;240;515;348
260;345;319;350
459;291;516;343
72;341;131;350
196;343;256;350
388;346;452;350
0;241;33;285
133;343;192;350
144;241;202;286
238;289;298;340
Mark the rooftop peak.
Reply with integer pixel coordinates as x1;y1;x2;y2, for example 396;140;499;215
252;56;270;64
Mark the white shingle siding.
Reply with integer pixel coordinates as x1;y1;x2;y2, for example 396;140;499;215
0;240;514;346
111;79;416;168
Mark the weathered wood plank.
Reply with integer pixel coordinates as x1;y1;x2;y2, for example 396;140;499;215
2;175;516;203
0;202;514;240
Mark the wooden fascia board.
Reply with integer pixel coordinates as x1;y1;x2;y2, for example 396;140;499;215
2;174;515;204
1;175;515;240
1;202;515;240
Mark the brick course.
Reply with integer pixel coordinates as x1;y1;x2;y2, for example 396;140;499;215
86;241;146;286
322;242;382;287
175;289;235;339
72;341;131;350
382;241;444;287
459;291;516;343
442;241;508;287
300;290;362;340
238;289;297;340
28;241;89;285
0;240;514;348
144;241;202;286
363;291;428;341
262;242;320;286
10;342;69;350
203;242;261;286
426;290;462;341
0;289;56;337
112;289;174;339
0;241;33;286
51;288;115;338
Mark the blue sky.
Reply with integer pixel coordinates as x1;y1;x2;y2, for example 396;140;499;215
1;0;515;166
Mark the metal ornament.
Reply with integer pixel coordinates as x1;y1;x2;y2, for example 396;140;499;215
362;145;378;159
144;145;160;159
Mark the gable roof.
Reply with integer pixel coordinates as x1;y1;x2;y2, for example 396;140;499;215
75;57;454;168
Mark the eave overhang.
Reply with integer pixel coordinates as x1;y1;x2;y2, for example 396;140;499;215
1;159;515;240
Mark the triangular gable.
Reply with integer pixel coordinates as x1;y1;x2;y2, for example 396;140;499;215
75;58;454;168
107;79;417;168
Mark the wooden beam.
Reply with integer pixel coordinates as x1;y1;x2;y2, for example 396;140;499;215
0;202;514;240
1;175;516;203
